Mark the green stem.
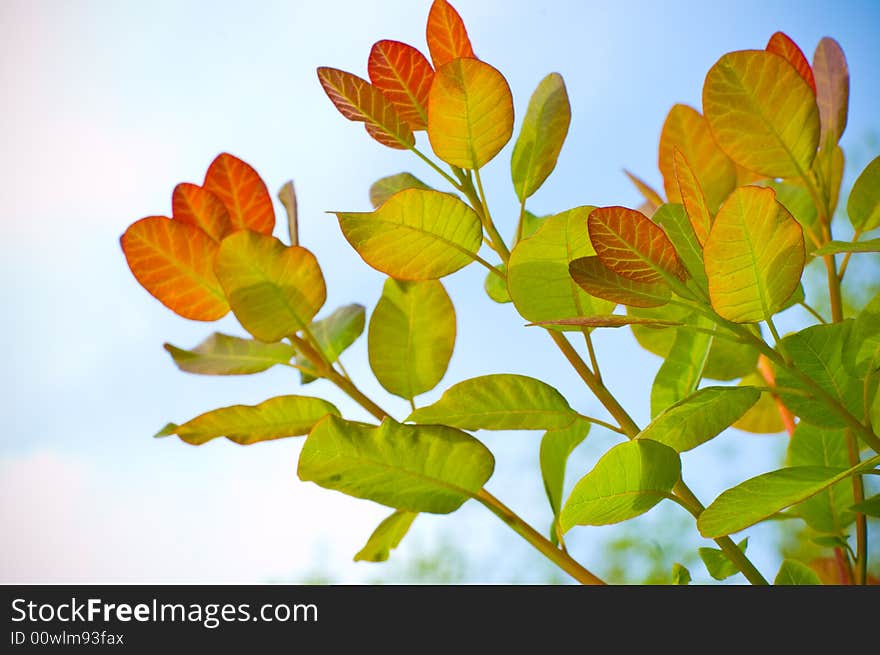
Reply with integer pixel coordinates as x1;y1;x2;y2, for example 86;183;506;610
838;230;862;282
516;197;527;243
846;430;868;585
582;330;602;383
409;146;463;190
799;301;827;324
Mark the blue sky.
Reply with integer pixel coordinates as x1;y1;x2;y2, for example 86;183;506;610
2;0;878;583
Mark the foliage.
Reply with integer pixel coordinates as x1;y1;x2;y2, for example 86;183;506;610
121;1;880;585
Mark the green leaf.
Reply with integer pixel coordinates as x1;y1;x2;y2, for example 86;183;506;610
703;49;820;178
811;535;850;550
215;231;326;343
698;456;879;538
354;510;418;563
775;322;863;428
850;494;880;518
369;173;432;209
703;186;805;323
560;440;681;531
652;203;708;291
812;239;880;255
408;374;577;431
508;207;614;327
368;278;455;401
775;559;822;585
640;386;761;453
650;323;713;417
671;563;692;585
768;181;821;247
788;423;855;533
570;256;670;308
484;264;510;304
299;304;366;383
847;156;880;231
511;72;571;201
843;293;880;377
334;188;482;280
298;415;494;514
699;538;748;581
160;395;340;446
540;418;591;517
164;333;296;376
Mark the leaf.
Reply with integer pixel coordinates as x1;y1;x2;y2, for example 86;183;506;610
732;372;786;434
368;40;434;131
540;418;590;517
511;73;571;201
775;322;863;428
769;181;821;247
697;456;879;538
703;50;820;178
425;0;475;68
699;538;748;581
671;563;691;585
161;395;340;445
369;173;431;209
164;333;296;376
624;170;664;212
788;422;854;534
299;304;366;383
672;150;712;247
298;415;494;514
650;325;713;417
317;67;415;149
850;495;880;519
368;279;455;400
203;153;275;235
775;559;822;585
844;292;880;377
278;181;298;246
532;315;682;329
560;440;681;531
171;183;233;242
428;58;513;169
569;256;670;308
847;155;880;232
508;207;614;326
408;374;577;431
484;264;510;303
658;104;736;213
651;203;707;291
812;239;880;255
335;188;482;280
640;386;761;453
354;510;418;563
812;38;849;146
588;206;686;284
120;216;229;321
766;32;816;94
703;186;805;323
214;231;326;343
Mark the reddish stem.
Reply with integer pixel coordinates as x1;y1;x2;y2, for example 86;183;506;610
757;355;797;436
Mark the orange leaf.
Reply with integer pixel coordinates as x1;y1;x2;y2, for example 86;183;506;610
766;32;816;95
587;206;686;284
426;0;475;68
172;183;233;242
120;216;229;321
368;40;434;131
203;153;275;235
624;170;664;213
318;67;415;149
672;148;712;246
812;37;849;146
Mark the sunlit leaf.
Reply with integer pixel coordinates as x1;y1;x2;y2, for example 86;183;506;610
732;372;785;434
699;538;748;581
368;40;434;131
299;304;366;383
703;50;820;178
812;239;880;256
672;150;712;247
641;386;760;453
658;104;736;213
588;206;686;284
298;415;494;514
775;559;822;585
812;38;849;146
768;181;821;247
652;203;707;291
171;183;233;242
651;325;713;417
624;170;664;212
671;563;691;585
120;216;229;321
569;256;670;308
159;395;339;445
540;418;590;518
278;180;298;246
847;155;880;232
215;231;326;343
335;188;482;280
164;333;295;376
317;67;415;149
484;264;510;303
560;440;681;531
508;207;614;326
354;510;418;562
703;186;804;323
409;374;577;431
766;32;816;94
511;73;571;201
369;278;455;400
428;58;513;169
203;153;275;235
426;0;475;68
369;172;432;209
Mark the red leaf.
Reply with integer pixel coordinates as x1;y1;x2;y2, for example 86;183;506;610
203;153;275;235
766;32;816;95
368;40;434;131
426;0;475;68
172;183;233;242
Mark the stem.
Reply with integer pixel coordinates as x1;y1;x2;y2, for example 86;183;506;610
799;301;827;325
583;329;602;383
408;396;417;414
409;146;463;190
469;168;511;262
575;413;627;435
476;489;606;585
516;197;527;243
824;255;844;323
846;430;868;585
838;229;862;282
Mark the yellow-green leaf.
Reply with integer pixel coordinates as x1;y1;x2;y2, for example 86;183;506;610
812;239;880;256
847;155;880;232
369;173;432;209
540;418;590;518
569;256;670;308
652;203;707;291
699;538;749;581
354;510;417;563
164;333;295;376
298;304;366;384
775;559;822;585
